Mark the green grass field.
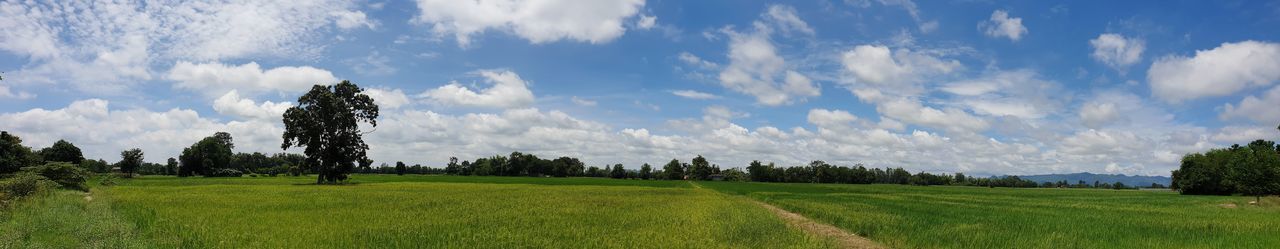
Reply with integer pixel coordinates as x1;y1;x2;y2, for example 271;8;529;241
700;181;1280;249
3;175;1278;248
1;175;833;248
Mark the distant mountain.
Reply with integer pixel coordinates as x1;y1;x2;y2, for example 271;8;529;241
1016;172;1172;187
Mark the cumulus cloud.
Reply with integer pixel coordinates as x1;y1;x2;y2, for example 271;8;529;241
0;99;285;163
363;88;412;110
332;10;377;30
716;7;821;106
0;84;35;100
979;10;1027;42
1211;125;1280;144
212;90;292;120
671;90;721;100
422;70;536;109
167;61;339;98
677;52;719;70
1079;102;1119;129
1220;85;1280;124
877;97;989;133
1148;41;1280;103
941;70;1063;119
1089;33;1145;72
841;45;962;92
411;0;646;47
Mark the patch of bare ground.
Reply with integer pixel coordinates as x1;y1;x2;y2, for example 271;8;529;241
753;200;886;249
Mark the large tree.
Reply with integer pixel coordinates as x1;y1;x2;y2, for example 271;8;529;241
1;131;38;174
282;81;379;184
39;139;85;164
663;159;683;180
689;155;712;180
118;148;144;176
179;132;235;177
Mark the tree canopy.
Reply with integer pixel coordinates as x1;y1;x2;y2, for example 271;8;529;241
118;148;144;176
1;131;38;174
1173;139;1280;201
282;81;379;184
38;139;84;164
179;132;235;177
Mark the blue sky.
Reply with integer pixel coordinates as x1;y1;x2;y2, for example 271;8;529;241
2;0;1279;176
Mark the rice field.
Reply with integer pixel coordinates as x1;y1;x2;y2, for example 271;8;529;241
4;175;1279;248
699;181;1280;249
1;175;833;248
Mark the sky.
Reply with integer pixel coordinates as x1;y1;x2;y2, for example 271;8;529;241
2;0;1280;176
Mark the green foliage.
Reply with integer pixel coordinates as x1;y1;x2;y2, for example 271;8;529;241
609;164;626;179
639;163;652;180
1173;140;1280;199
79;159;111;174
662;159;683;180
282;81;379;184
117;148;144;176
394;161;406;175
721;168;750;182
37;139;84;164
0;190;143;248
20;162;91;191
0;173;54;202
689;155;713;180
0;131;39;175
179;132;235;177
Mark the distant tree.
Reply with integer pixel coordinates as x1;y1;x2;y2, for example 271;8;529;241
80;159;111;174
689;155;712;180
639;163;652;180
610;164;626;179
38;139;85;164
179;132;235;177
1;131;39;174
954;172;966;185
446;157;460;175
282;81;379;184
722;168;749;182
663;159;684;180
118;148;144;177
166;158;178;175
395;161;407;175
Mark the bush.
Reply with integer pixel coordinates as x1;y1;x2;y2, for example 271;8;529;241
99;174;118;186
207;168;243;177
20;162;90;191
1;173;55;202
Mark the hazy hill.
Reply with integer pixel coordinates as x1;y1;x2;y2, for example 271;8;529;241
1017;173;1172;187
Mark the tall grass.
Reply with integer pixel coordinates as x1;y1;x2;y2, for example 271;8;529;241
701;181;1280;249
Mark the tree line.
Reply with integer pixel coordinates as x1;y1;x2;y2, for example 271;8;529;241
1172;138;1280;202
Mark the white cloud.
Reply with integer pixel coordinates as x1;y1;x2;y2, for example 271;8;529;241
979;10;1027;42
0;84;35;100
671;90;721;100
411;0;646;47
212;90;292;120
0;99;284;163
332;10;377;30
763;5;815;36
422;70;536;109
1221;85;1280;124
1059;129;1144;156
941;70;1063;119
571;96;598;107
1211;125;1279;144
363;88;412;109
807;109;858;127
677;52;720;70
841;45;961;89
1089;33;1145;72
636;15;657;30
1148;41;1280;103
877;97;989;133
167;61;339;98
716;10;821;106
1079;102;1119;129
848;0;937;33
0;0;366;94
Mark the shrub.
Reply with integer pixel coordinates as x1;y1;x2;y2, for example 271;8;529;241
0;173;55;202
99;174;118;186
20;162;90;191
207;168;243;177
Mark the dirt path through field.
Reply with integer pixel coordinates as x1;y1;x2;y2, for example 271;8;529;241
688;182;884;249
753;200;886;249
